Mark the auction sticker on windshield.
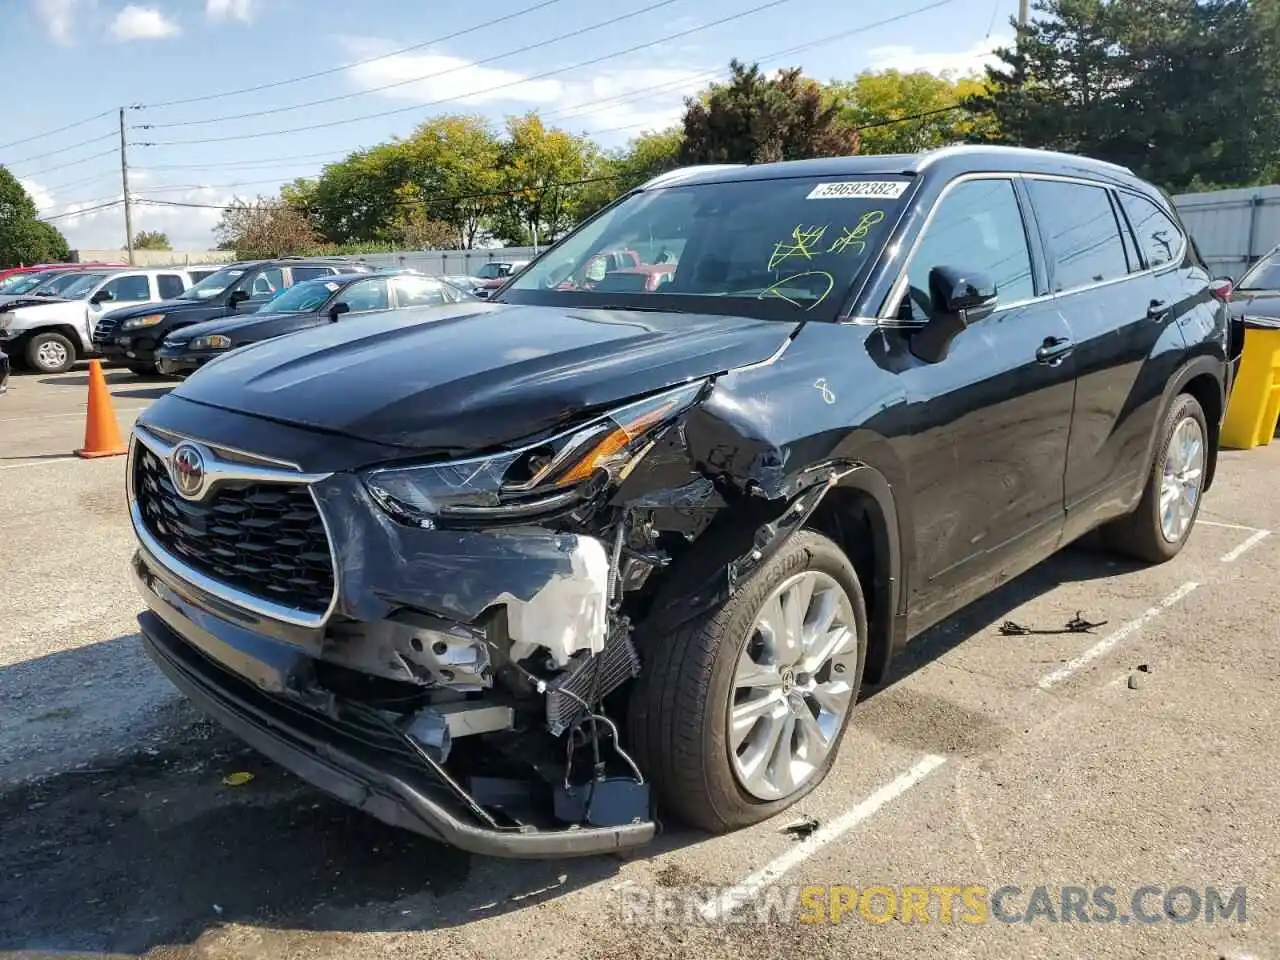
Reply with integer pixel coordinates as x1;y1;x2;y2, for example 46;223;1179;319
807;181;909;200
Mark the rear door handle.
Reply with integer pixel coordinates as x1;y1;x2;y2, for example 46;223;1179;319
1035;336;1074;365
1147;299;1170;320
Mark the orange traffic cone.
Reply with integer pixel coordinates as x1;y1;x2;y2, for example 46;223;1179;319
76;359;128;459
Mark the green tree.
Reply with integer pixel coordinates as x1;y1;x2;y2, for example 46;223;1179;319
396;115;501;248
571;128;684;222
133;230;171;250
0;166;70;267
830;70;997;155
492;113;597;246
679;60;860;165
974;0;1279;189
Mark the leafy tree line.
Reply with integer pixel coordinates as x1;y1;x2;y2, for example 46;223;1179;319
218;0;1279;256
0;167;70;268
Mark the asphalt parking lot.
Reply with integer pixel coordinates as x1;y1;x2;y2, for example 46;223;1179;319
1;366;1277;960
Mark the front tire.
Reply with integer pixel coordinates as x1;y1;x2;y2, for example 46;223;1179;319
125;362;159;377
1104;393;1208;563
25;332;76;374
628;530;867;833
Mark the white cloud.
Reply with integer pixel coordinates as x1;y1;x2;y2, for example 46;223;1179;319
110;4;180;41
20;178;56;213
341;38;707;144
206;0;251;22
866;34;1012;78
33;0;83;45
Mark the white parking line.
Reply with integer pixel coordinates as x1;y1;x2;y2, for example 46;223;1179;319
1198;519;1266;532
1221;529;1272;564
699;754;948;919
1038;580;1201;690
0;406;149;424
0;457;82;470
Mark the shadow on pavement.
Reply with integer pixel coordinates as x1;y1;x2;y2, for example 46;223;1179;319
0;539;1139;955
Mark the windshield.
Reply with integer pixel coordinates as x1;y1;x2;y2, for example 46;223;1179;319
506;175;907;318
260;278;337;313
1238;249;1280;291
49;273;109;299
178;267;246;300
475;263;512;279
2;273;62;294
27;272;86;296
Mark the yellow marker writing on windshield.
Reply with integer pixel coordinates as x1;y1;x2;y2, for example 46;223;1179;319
768;225;829;271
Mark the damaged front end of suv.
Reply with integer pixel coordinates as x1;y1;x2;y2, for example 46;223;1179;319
130;163;912;857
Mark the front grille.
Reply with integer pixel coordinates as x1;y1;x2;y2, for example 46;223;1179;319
92;316;121;345
134;445;335;615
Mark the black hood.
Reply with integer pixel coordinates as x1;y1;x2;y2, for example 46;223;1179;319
1231;289;1280;322
108;298;241;320
168;310;311;341
173;303;797;453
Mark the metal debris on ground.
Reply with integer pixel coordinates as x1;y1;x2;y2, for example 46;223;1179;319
999;611;1109;636
778;816;820;840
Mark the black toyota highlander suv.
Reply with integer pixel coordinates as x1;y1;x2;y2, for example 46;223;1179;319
94;257;373;376
126;147;1239;858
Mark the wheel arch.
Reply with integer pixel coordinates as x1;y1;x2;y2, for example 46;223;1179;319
1160;355;1226;491
26;325;86;363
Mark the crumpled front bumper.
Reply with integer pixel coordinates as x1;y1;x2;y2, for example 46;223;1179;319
133;547;657;858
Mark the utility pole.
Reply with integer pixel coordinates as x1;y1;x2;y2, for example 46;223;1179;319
119;106;134;265
1018;0;1029;30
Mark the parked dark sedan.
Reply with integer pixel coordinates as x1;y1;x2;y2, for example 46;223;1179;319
93;257;373;375
155;272;477;375
129;147;1234;858
0;347;8;394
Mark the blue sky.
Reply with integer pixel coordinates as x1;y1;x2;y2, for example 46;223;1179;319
1;0;1014;250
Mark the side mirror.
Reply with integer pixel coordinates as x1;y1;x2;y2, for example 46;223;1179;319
91;289;114;304
328;301;350;322
910;266;998;365
227;289;250;309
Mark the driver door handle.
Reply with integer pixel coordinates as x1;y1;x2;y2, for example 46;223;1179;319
1147;299;1171;320
1035;336;1074;365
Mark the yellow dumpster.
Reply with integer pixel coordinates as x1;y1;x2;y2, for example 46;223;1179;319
1221;319;1280;449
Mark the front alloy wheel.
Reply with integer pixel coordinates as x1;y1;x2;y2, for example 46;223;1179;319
629;530;868;833
729;570;859;801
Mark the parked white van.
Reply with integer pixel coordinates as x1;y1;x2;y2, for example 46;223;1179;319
0;268;194;373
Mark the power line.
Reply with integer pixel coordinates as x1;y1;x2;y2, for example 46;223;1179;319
39;199;124;223
131;0;956;179
141;0;800;147
139;0;571;110
3;131;116;168
562;1;962;134
12;148;118;178
143;0;683;129
0;108;117;152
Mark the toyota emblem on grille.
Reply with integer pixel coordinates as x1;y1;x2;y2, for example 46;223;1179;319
170;444;206;500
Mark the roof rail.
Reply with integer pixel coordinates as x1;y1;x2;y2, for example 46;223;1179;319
914;144;1134;175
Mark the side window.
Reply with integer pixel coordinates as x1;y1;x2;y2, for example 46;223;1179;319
1118;193;1183;270
1027;179;1130;291
290;266;331;283
336;278;390;313
390;275;447;307
901;178;1034;321
245;267;284;298
102;274;151;302
157;274;186;299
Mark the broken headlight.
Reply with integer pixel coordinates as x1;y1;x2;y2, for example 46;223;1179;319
364;380;706;526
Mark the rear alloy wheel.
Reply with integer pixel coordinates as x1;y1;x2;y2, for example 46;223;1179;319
1104;393;1208;563
25;332;76;374
629;530;867;833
